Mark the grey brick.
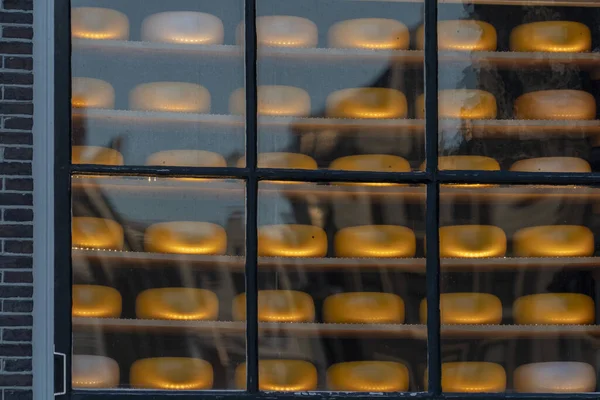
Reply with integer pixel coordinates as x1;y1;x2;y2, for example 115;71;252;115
3;359;32;372
2;27;33;40
3;147;32;161
2;328;32;342
0;286;32;298
0;374;32;387
3;272;32;284
3;300;32;313
0;133;31;145
0;102;32;115
3;118;32;131
3;0;34;10
0;12;32;24
4;390;33;400
3;241;32;254
0;193;32;205
3;209;33;221
0;162;31;175
0;344;31;357
3;87;32;101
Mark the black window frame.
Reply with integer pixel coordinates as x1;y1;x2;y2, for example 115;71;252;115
53;0;600;398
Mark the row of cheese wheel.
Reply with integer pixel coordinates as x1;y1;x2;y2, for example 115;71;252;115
73;355;597;392
72;146;594;177
72;217;595;258
73;286;595;325
72;77;598;121
72;8;593;53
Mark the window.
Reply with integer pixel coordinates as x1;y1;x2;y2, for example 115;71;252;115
55;0;600;397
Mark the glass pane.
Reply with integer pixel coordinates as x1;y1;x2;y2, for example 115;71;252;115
256;0;424;174
440;184;599;393
71;0;244;166
71;176;245;390
255;181;427;392
436;4;597;174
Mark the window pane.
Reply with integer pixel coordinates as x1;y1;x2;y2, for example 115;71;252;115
436;4;597;174
255;181;427;392
256;0;424;173
71;0;244;166
440;184;598;393
71;176;245;390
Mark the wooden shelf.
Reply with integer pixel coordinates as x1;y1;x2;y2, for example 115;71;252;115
72;318;600;339
73;39;600;69
72;249;600;272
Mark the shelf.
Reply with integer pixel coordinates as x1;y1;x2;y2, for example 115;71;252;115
72;249;600;272
73;39;600;69
72;318;600;339
72;108;600;139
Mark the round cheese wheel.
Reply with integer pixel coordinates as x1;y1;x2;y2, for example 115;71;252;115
72;146;123;165
130;358;213;390
513;225;594;257
416;89;497;119
424;362;506;392
235;360;317;390
141;12;224;45
130;82;210;113
334;225;416;258
328;19;409;50
136;288;218;320
438;225;507;258
258;224;327;257
72;217;123;250
72;78;115;109
513;293;595;324
71;7;129;40
144;221;227;255
146;150;226;168
416;20;497;51
420;293;502;324
327;361;409;391
514;90;596;120
514;362;596;392
327;88;407;119
237;16;318;48
510;21;591;52
510;157;591;173
421;156;500;172
229;86;311;116
72;285;122;318
72;355;120;388
233;290;315;322
323;292;405;323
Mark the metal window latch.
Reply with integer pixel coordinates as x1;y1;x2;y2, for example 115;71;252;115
54;347;66;396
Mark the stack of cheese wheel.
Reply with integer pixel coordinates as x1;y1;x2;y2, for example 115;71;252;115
513;293;594;325
130;358;213;390
510;157;591;173
334;225;416;258
229;86;311;116
233;290;315;322
416;20;497;51
258;224;327;257
438;225;507;258
72;285;122;318
328;18;410;50
130;82;210;113
71;7;129;40
421;293;502;324
144;222;227;255
514;362;596;392
425;362;506;392
329;155;411;186
327;361;409;391
326;88;407;119
72;217;124;250
323;292;405;324
141;12;224;44
238;16;318;48
513;225;594;257
514;90;596;120
416;89;498;119
72;355;120;388
510;21;591;52
72;146;123;166
136;288;219;320
72;78;115;109
235;360;317;391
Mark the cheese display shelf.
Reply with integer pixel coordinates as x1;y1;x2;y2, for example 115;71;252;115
71;249;600;272
72;318;600;339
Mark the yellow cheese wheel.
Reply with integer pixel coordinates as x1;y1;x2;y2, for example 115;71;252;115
146;150;226;168
72;355;120;388
438;225;506;258
237;16;318;48
71;7;129;40
425;362;506;392
510;157;591;173
130;358;213;390
72;77;115;109
136;288;218;320
329;155;411;186
513;293;594;324
235;360;317;391
513;225;594;257
72;285;122;318
326;88;407;119
510;21;591;52
129;82;210;113
334;225;416;258
323;292;405;323
141;12;224;44
237;152;317;170
420;293;502;324
328;19;409;50
233;290;315;322
72;146;123;165
514;362;596;392
72;217;124;250
421;156;500;172
416;20;497;51
416;90;497;119
514;90;596;120
327;361;409;391
229;86;311;116
144;222;227;255
258;224;327;257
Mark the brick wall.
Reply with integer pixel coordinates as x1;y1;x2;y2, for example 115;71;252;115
0;0;34;399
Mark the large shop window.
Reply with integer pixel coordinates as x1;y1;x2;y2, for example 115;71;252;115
56;0;600;397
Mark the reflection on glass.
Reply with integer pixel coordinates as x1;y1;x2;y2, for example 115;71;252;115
71;177;245;389
256;182;426;391
440;185;598;393
71;0;245;166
